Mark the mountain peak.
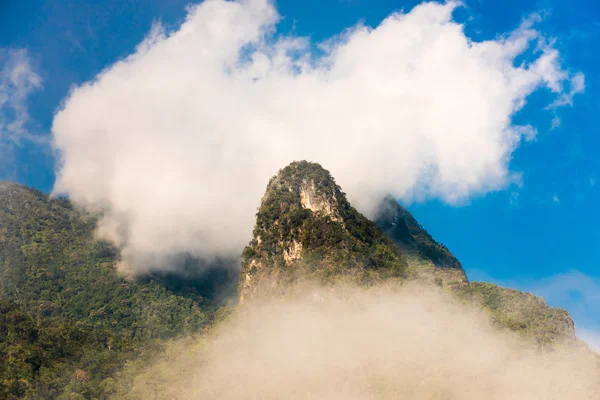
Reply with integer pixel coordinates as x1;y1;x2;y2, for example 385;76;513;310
239;162;471;303
263;161;344;219
239;161;407;303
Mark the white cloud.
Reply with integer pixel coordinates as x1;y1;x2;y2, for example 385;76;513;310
552;195;560;203
52;0;584;272
0;49;42;174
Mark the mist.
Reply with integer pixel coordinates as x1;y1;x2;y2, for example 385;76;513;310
51;0;584;273
117;283;599;399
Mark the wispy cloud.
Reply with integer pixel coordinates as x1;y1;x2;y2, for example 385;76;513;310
0;49;43;177
547;72;585;108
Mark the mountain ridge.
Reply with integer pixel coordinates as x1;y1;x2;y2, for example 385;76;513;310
375;195;464;271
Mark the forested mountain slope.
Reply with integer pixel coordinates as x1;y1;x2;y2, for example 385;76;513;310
0;182;230;398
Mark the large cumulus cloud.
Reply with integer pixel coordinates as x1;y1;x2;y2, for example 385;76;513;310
52;0;584;273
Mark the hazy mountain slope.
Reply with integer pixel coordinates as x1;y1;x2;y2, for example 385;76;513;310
0;182;225;398
373;194;577;346
453;282;576;347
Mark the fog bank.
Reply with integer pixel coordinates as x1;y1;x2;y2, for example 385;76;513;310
119;284;599;399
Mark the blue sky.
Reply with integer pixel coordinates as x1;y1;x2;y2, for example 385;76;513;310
1;0;600;346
